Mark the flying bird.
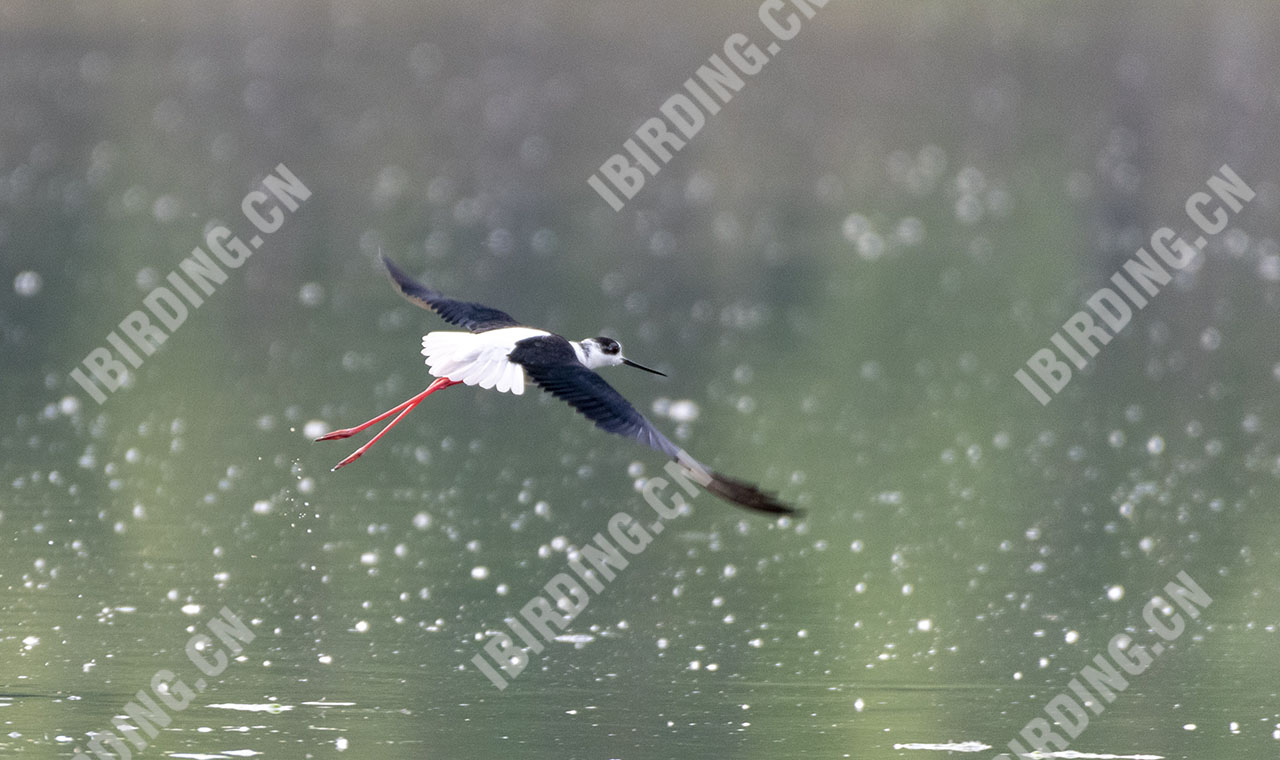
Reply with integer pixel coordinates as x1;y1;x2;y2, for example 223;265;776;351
316;255;797;516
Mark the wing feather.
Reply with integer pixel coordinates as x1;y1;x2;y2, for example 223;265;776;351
382;255;520;332
509;335;798;516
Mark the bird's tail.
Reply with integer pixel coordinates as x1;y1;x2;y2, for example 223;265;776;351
673;451;800;516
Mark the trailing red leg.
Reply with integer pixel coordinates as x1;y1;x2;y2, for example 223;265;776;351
317;377;461;470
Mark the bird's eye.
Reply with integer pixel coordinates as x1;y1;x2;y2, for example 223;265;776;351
596;337;620;354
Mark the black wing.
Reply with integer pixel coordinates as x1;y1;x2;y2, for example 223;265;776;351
509;335;798;516
381;255;521;332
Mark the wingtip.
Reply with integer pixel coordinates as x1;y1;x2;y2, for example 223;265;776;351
704;469;801;517
380;252;406;281
380;253;427;303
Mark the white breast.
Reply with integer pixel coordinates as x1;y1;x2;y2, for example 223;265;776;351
420;327;548;395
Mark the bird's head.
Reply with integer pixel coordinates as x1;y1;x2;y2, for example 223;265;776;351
578;336;666;376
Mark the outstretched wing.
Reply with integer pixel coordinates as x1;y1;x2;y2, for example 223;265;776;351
510;335;680;457
509;335;798;516
381;255;521;332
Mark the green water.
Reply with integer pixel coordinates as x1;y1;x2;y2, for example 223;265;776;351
3;2;1280;758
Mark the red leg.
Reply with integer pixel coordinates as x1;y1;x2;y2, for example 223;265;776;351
317;377;460;470
315;395;422;441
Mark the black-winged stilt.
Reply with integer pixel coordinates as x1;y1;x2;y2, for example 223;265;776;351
316;255;797;516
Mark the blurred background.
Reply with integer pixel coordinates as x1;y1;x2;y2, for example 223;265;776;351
3;1;1280;758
